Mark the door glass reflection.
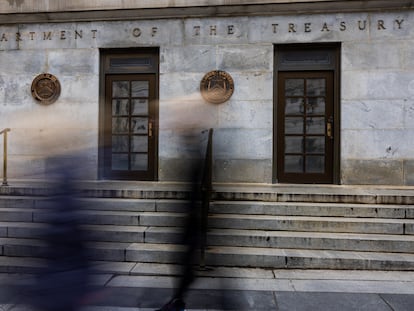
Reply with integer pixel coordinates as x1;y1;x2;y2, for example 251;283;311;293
112;154;128;171
305;137;325;153
306;98;325;115
112;118;129;134
131;81;149;97
113;81;129;97
285;79;304;96
285;117;304;134
132;117;148;134
306;117;325;134
112;136;129;152
131;136;148;153
306;155;325;173
132;99;149;115
131;154;148;170
306;78;326;96
112;99;129;116
285;155;304;173
285;98;304;114
285;137;303;153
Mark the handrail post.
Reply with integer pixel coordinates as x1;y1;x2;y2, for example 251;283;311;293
200;128;213;269
1;128;11;186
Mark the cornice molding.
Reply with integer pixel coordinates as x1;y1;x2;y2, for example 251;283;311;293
0;0;413;24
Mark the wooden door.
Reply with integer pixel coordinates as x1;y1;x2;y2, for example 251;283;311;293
277;71;334;183
104;74;157;180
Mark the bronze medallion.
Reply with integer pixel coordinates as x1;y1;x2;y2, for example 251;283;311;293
31;73;61;105
200;70;234;104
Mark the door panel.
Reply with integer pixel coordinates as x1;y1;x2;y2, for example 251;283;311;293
277;71;334;183
104;74;156;180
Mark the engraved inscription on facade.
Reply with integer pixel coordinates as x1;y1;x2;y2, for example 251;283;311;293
0;29;98;42
0;16;408;45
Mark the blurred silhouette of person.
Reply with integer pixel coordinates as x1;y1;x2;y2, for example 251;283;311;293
155;129;212;311
21;156;91;311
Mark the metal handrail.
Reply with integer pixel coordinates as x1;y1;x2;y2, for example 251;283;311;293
0;128;11;186
200;128;213;268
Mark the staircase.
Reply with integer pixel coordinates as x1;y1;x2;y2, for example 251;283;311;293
0;181;414;273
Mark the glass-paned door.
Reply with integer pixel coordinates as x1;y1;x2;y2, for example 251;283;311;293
277;71;334;183
104;74;157;180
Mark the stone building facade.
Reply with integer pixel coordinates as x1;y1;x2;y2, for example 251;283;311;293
0;0;413;185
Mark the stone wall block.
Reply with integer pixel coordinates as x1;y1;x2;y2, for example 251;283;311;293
8;154;97;180
159;157;272;183
214;159;272;183
218;100;273;129
403;40;414;69
159;129;209;159
184;17;248;45
159;158;205;182
342;71;414;100
58;75;99;104
342;129;412;159
341;159;404;185
341;100;405;130
6;155;46;179
214;128;272;159
0;75;32;106
159;100;218;130
48;49;99;75
2;100;98;133
231;71;273;101
217;44;273;72
8;127;98;156
403;100;414;128
404;160;414;186
160;45;216;74
0;50;47;74
342;41;403;70
159;72;203;102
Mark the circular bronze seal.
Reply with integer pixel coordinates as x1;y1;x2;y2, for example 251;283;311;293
200;70;234;104
31;73;61;105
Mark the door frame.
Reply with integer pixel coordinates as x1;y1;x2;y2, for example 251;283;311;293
99;48;159;180
273;43;341;184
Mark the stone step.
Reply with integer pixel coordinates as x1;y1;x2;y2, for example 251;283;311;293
207;228;414;253
2;237;414;270
79;198;190;213
128;226;414;253
3;206;414;236
211;184;414;205
0;237;48;258
1;181;414;205
0;207;35;222
3;200;412;226
0;196;190;212
0;222;45;238
35;210;414;234
0;196;44;208
0;237;130;261
83;225;184;244
210;201;414;219
32;210;187;226
208;214;414;235
0;256;47;274
126;243;414;270
2;222;413;253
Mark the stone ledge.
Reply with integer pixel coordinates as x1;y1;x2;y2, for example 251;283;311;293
0;1;413;24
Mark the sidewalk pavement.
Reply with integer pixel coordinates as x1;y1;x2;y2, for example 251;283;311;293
1;264;414;310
